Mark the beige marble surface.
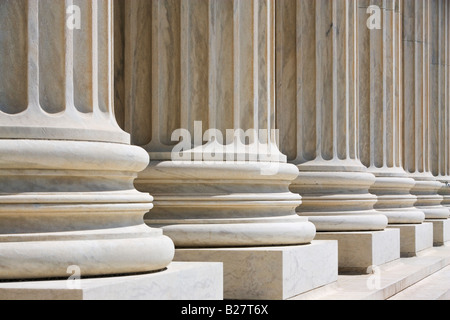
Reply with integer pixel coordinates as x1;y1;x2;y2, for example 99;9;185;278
314;229;401;274
387;223;434;257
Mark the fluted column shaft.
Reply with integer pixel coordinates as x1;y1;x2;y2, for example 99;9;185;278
358;0;425;224
0;0;174;280
276;0;388;231
430;0;450;208
114;0;315;248
403;0;449;219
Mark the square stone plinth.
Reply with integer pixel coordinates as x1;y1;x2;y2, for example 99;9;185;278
314;229;400;274
0;262;223;300
387;223;433;257
426;219;450;246
173;240;338;300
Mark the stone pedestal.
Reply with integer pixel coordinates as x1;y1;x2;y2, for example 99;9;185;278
427;219;450;246
174;241;338;300
387;223;434;257
0;262;223;300
314;229;400;274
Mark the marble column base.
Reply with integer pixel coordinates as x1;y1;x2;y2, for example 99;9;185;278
0;262;223;300
426;219;450;246
173;241;338;300
313;229;400;274
387;223;433;257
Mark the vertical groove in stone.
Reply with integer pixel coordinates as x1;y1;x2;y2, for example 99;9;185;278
277;0;358;166
97;0;110;114
73;0;93;114
38;0;65;114
358;0;401;170
209;0;233;134
232;0;254;134
0;0;28;114
26;0;39;112
181;0;210;137
402;0;428;174
396;0;404;169
154;0;180;146
445;0;449;177
430;0;439;177
113;0;125;129
124;0;152;146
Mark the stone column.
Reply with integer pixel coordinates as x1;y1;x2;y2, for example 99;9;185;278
402;0;449;223
114;0;337;299
0;0;174;281
276;0;399;273
357;0;432;256
428;0;450;245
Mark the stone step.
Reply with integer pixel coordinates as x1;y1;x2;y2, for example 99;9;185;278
289;243;450;300
388;265;450;300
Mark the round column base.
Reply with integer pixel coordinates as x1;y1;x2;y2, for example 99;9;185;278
411;174;449;219
0;139;175;280
138;161;316;247
292;167;389;232
370;173;425;224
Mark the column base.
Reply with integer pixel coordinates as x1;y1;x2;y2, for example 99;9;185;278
426;219;450;246
173;241;338;300
387;223;433;257
314;229;400;274
0;262;223;300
